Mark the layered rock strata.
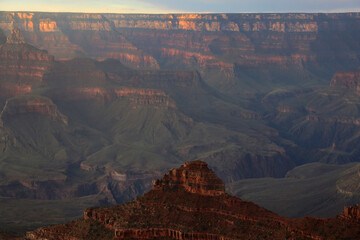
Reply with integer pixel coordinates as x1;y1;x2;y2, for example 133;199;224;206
344;205;360;220
152;160;225;196
27;161;360;240
1;12;360;74
0;28;54;93
0;96;68;125
6;27;25;44
49;87;174;107
331;69;360;91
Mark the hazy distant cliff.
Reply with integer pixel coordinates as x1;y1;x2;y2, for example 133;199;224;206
1;12;360;79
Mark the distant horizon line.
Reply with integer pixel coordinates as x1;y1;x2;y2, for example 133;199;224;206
1;10;360;15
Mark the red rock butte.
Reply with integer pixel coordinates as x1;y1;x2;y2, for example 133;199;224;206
152;160;225;196
26;160;360;240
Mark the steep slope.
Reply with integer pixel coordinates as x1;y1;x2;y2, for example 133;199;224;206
0;17;360;235
2;13;360;169
0;94;110;197
0;28;54;99
0;12;158;69
26;161;360;240
108;13;360;95
265;85;360;164
229;162;360;218
0;30;296;233
42;57;292;182
331;68;360;93
1;12;360;96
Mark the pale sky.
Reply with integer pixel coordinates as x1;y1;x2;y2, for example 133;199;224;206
1;0;360;13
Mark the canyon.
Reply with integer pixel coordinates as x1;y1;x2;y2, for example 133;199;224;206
0;12;360;236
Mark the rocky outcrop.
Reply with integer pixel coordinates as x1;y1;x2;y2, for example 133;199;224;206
38;18;59;32
6;27;25;44
25;219;114;240
0;12;159;69
344;205;360;220
116;22;319;78
158;47;235;76
0;96;68;125
106;13;322;32
330;70;360;90
49;87;175;107
62;30;159;69
42;57;176;105
81;160;293;239
0;43;53;82
1;12;360;76
65;14;112;31
0;28;54;90
306;115;360;126
109;13;360;75
113;88;171;105
152;161;225;196
114;228;234;240
27;161;360;240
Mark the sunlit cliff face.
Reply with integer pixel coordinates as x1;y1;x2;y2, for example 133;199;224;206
39;19;59;32
2;12;357;73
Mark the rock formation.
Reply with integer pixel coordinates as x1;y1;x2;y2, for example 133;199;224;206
331;69;360;91
1;12;360;76
0;96;68;125
0;28;54;95
1;12;360;234
344;205;360;220
152;160;225;196
6;27;25;44
48;87;174;107
26;161;360;240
